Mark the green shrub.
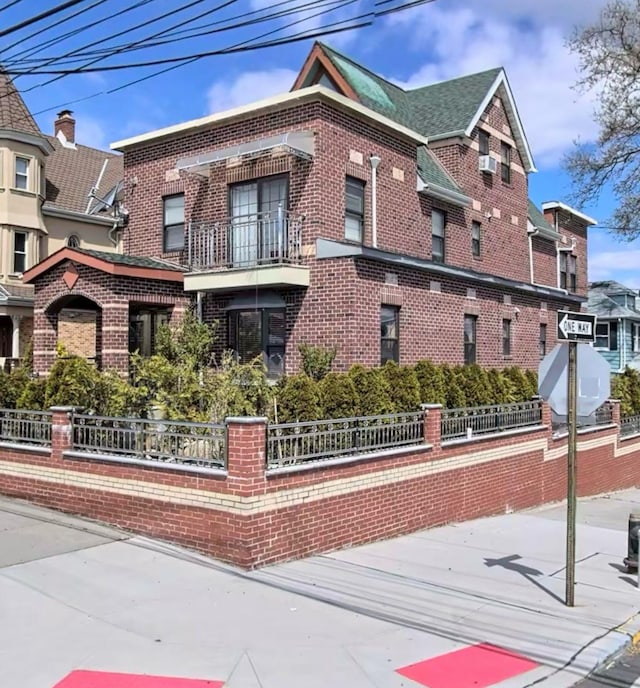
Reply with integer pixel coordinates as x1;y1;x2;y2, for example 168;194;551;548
524;369;539;398
348;364;394;416
205;352;273;423
457;364;493;407
155;308;217;371
274;373;322;422
486;368;516;405
382;361;421;412
0;366;31;409
441;364;467;408
93;371;141;417
613;368;640;417
414;360;447;406
503;366;532;402
299;343;337;381
44;348;100;409
318;372;359;418
15;377;46;410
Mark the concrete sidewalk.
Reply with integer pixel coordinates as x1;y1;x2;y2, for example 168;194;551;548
1;492;639;688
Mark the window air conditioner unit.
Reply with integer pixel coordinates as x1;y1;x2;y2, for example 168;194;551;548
479;155;497;174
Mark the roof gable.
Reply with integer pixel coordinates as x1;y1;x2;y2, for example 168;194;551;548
293;43;536;173
23;247;184;284
0;69;40;136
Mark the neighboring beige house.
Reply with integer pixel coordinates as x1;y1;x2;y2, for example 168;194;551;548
0;71;124;368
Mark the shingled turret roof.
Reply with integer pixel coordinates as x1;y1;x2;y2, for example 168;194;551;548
0;69;40;135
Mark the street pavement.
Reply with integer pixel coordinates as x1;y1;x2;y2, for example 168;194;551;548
2;491;640;688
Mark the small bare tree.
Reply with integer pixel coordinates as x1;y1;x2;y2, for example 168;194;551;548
567;0;640;238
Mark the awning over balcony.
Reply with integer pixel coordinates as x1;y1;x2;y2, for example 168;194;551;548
176;131;315;176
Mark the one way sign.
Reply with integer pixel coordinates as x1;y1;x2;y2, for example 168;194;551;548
557;310;597;342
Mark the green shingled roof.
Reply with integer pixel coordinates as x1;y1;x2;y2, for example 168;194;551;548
317;43;501;139
417;147;463;195
527;200;554;231
76;248;184;272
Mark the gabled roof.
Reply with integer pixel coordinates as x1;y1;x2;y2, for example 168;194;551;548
294;43;536;173
23;247;184;284
417;147;470;207
528;199;561;241
0;69;40;136
43;135;123;215
588;280;640;321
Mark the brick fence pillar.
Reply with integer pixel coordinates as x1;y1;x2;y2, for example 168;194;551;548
609;399;621;427
421;404;442;450
225;417;267;495
50;406;74;461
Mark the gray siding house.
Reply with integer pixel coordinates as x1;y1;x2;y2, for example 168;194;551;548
587;280;640;372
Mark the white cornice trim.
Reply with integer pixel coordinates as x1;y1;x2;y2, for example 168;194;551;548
541;201;597;226
0;128;54;155
43;205;116;226
110;85;429;150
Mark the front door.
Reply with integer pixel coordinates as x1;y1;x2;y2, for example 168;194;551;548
230;176;288;267
0;317;12;358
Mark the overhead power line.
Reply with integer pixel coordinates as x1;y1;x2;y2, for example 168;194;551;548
0;0;90;39
0;0;25;13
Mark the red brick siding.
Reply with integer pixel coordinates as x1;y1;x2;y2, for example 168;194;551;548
0;408;636;569
531;235;558;288
544;209;589;299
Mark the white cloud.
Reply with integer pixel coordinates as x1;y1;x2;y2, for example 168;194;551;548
387;3;599;168
206;68;298;113
589;250;640;284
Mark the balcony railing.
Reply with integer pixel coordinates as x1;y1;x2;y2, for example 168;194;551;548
187;209;304;272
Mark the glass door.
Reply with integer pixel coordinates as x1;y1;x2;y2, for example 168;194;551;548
230;176;288;267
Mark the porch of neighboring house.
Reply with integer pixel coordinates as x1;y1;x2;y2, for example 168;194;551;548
22;247;189;375
0;284;34;372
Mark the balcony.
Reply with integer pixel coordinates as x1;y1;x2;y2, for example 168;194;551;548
183;209;310;292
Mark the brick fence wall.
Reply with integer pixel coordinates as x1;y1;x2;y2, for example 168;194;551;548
0;402;638;569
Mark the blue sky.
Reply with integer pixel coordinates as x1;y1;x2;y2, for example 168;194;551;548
4;0;634;287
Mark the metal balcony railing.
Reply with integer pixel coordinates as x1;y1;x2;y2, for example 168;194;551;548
187;209;304;272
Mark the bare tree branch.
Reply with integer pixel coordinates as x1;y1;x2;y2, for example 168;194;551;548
566;0;640;239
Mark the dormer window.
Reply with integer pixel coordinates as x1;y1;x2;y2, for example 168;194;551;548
15;156;29;190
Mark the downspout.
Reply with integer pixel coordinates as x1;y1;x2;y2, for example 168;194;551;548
528;228;537;283
370;155;381;247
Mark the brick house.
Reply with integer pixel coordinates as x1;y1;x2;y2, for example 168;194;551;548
24;43;596;377
0;70;125;368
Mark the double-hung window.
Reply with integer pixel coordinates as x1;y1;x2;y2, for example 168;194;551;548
163;194;185;252
595;321;617;350
345;177;365;242
634;323;640;353
501;142;511;184
560;252;577;291
471;220;481;258
502;319;512;357
464;314;477;364
15;156;29;190
13;232;27;273
432;209;446;263
380;305;399;364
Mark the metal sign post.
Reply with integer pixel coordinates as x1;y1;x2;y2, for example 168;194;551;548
554;310;597;607
566;340;578;607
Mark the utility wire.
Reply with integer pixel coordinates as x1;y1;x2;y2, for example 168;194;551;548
10;0;347;65
0;0;90;39
10;0;434;124
2;0;152;63
0;0;24;14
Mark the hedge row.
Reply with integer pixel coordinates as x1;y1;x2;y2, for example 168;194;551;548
273;361;538;423
612;368;640;417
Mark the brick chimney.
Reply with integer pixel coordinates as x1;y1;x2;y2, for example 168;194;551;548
54;109;75;143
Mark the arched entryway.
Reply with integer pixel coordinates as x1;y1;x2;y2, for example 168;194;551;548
46;294;102;367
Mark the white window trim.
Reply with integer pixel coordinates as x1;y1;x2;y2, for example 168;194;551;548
13;154;32;192
633;323;640;353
